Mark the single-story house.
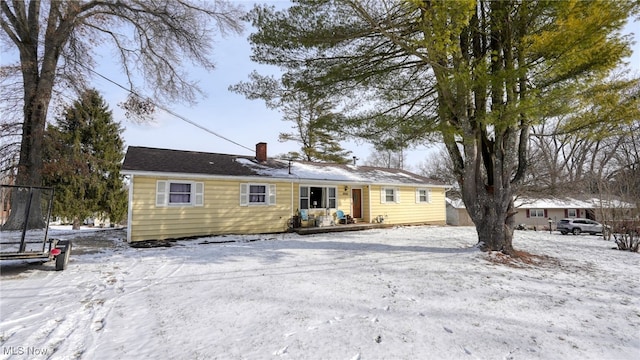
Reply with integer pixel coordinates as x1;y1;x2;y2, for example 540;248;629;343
513;197;637;229
446;196;636;229
121;143;450;242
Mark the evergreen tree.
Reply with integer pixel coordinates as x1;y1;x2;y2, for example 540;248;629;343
43;90;127;230
244;0;638;253
0;1;243;230
230;71;351;163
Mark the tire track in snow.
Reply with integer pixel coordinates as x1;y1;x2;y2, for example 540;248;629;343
0;270;65;358
1;270;100;359
0;254;149;359
15;267;126;358
77;254;186;358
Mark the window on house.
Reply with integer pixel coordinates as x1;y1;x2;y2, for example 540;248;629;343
169;183;191;204
299;186;337;209
530;209;545;217
240;183;276;206
416;188;431;203
156;181;203;207
381;187;399;203
249;185;267;204
328;187;337;208
567;209;577;217
300;186;309;210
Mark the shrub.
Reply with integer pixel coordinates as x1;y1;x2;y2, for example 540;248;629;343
613;224;640;252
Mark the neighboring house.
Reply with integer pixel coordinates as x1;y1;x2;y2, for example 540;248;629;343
121;143;449;242
446;196;636;229
514;197;636;229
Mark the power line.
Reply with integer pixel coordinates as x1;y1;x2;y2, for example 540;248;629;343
70;58;255;153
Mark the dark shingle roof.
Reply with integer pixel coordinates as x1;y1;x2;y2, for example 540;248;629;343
122;146;276;176
122;146;448;186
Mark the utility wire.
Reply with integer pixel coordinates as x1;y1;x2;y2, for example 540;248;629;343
70;59;255;154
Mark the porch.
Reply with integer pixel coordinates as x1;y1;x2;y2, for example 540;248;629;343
293;222;393;235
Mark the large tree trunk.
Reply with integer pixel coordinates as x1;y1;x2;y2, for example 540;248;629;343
2;13;60;230
1;187;47;230
463;186;516;254
72;217;82;231
435;0;527;254
2;91;52;230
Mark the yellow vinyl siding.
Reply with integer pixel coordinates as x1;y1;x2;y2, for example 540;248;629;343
129;176;292;242
128;176;447;241
362;186;371;221
369;185;446;225
337;187;351;211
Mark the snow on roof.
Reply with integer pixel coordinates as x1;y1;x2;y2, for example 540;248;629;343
236;158;445;186
515;197;636;209
123;146;447;187
514;197;593;209
446;198;466;209
446;196;636;209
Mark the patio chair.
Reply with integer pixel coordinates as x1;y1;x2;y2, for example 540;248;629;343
335;210;347;224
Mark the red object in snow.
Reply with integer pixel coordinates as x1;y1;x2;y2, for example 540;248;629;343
50;248;62;256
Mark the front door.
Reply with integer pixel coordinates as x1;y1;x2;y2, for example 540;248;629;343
352;189;362;219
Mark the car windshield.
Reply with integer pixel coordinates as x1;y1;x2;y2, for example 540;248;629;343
559;220;570;223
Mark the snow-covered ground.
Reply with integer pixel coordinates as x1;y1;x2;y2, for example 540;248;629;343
1;226;638;359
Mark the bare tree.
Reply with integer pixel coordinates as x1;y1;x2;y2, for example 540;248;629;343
528;120;600;196
527;76;640;199
364;147;406;169
0;0;244;229
418;147;457;186
598;121;640;209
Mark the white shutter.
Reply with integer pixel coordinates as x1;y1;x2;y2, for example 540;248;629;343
269;184;276;205
240;183;248;206
415;189;420;203
194;182;204;206
156;181;167;206
395;188;400;203
426;189;431;203
380;188;386;204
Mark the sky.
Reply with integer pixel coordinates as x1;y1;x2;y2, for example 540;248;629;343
3;2;639;170
108;4;639;170
95;0;406;167
93;0;446;170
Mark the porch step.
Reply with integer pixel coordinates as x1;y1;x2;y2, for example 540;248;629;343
294;223;391;235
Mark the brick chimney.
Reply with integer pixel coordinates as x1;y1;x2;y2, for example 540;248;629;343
256;142;267;162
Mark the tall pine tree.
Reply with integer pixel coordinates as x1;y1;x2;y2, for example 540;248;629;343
230;71;352;163
43;90;127;230
243;0;638;252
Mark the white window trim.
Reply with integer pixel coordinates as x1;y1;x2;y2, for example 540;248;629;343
298;185;338;209
381;187;400;204
416;188;431;203
530;209;545;218
156;180;204;207
240;183;276;206
299;186;309;209
567;209;577;217
327;187;337;209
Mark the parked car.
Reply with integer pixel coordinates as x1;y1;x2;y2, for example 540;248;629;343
557;218;607;235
